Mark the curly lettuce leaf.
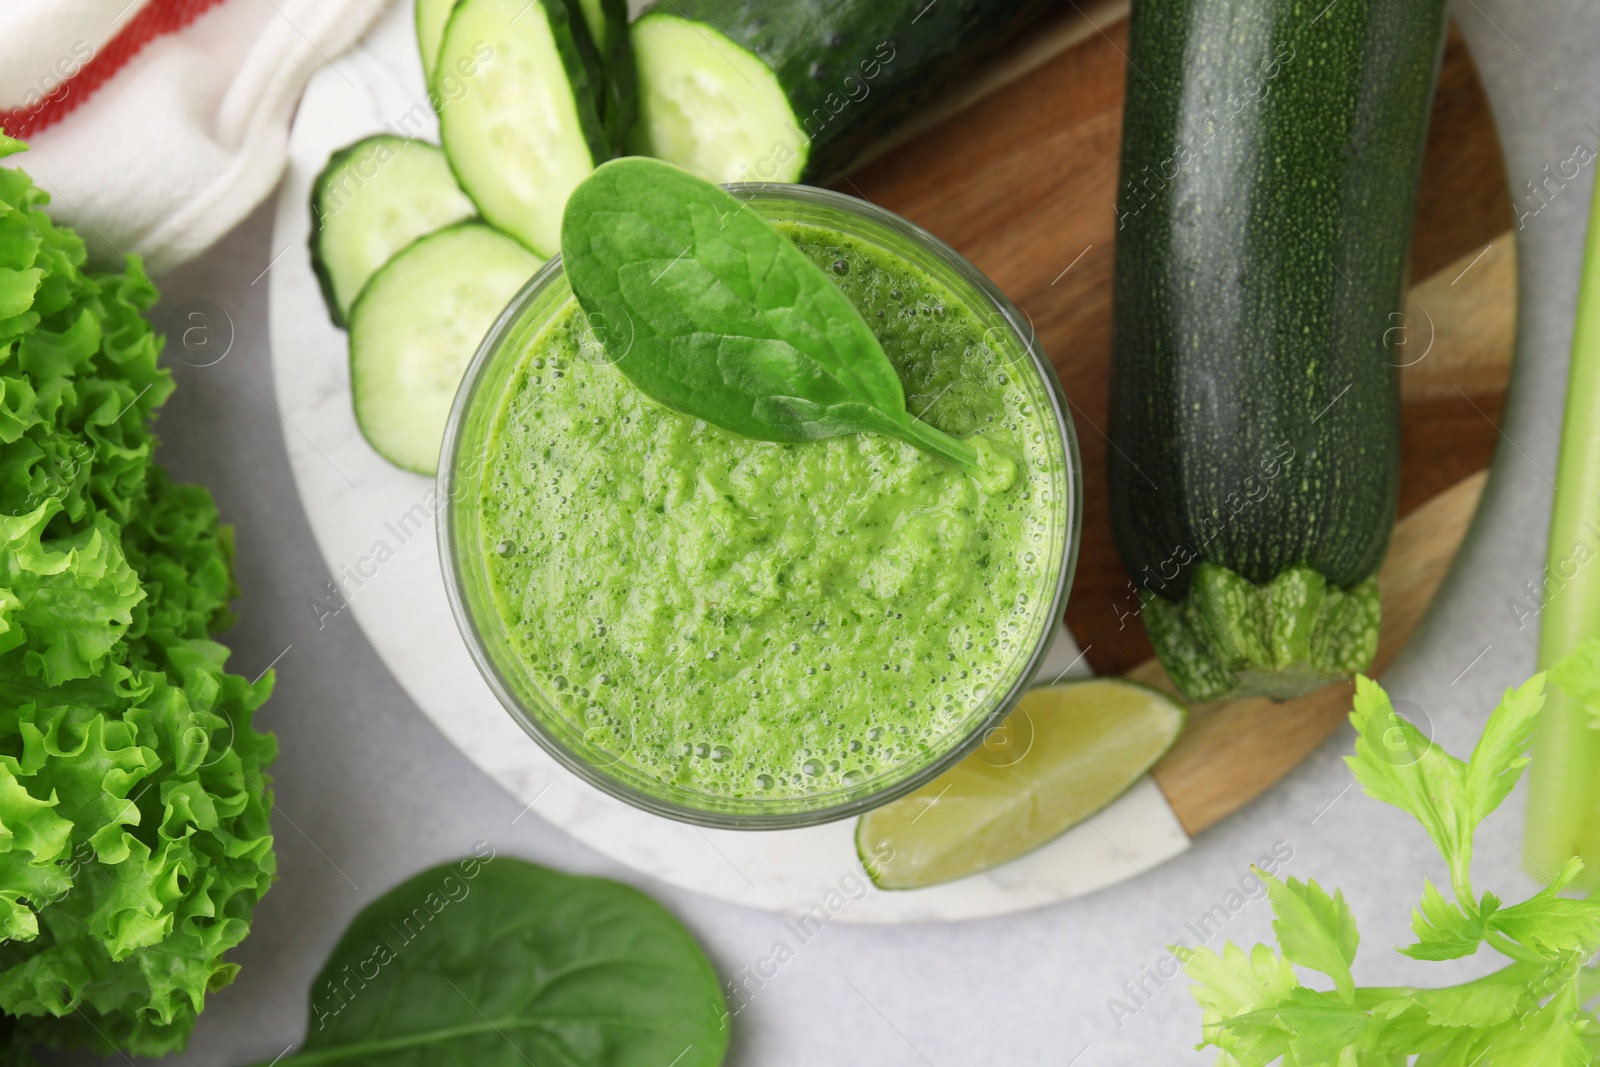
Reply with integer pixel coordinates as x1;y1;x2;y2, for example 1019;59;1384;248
0;149;275;1059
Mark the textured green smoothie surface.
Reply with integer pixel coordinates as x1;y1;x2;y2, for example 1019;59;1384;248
478;223;1068;800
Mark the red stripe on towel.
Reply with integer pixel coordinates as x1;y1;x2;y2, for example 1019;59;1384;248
0;0;230;139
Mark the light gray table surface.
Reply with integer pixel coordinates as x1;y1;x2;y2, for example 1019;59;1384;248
47;0;1600;1062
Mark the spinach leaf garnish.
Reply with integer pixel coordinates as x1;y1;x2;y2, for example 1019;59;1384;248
256;856;728;1066
560;157;980;472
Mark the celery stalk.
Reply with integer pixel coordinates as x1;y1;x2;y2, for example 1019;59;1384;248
1526;161;1600;887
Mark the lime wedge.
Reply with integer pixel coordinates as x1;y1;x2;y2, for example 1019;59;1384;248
856;678;1186;890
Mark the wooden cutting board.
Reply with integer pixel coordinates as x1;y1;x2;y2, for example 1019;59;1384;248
835;7;1515;835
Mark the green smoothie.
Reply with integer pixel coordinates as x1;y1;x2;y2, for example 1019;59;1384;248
473;222;1068;801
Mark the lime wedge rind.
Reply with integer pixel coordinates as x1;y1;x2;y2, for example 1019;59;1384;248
856;678;1186;891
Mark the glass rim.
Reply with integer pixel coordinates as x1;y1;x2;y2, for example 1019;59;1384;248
437;181;1082;830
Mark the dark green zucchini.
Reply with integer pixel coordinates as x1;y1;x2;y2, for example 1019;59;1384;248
629;0;1054;183
1107;0;1450;702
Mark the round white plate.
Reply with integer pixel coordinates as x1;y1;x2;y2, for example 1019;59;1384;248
266;0;1190;921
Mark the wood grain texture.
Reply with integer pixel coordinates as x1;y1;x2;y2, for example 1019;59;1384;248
1402;240;1517;401
839;17;1513;674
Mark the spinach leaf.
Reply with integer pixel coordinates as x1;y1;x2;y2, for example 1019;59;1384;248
261;855;728;1067
560;157;979;471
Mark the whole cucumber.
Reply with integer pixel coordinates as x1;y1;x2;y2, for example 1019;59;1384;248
1108;0;1450;701
631;0;1054;183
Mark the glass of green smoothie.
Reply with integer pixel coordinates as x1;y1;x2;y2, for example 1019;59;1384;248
439;184;1079;828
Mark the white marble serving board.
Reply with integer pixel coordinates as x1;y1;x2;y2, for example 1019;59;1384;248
265;0;1192;921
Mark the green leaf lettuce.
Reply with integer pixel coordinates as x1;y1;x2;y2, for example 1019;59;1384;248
0;144;276;1060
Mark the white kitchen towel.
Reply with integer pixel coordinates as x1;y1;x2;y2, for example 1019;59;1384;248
2;0;391;273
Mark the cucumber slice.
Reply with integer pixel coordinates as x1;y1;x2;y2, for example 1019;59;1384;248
309;136;475;327
630;12;803;183
349;223;540;474
436;0;608;256
415;0;456;83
